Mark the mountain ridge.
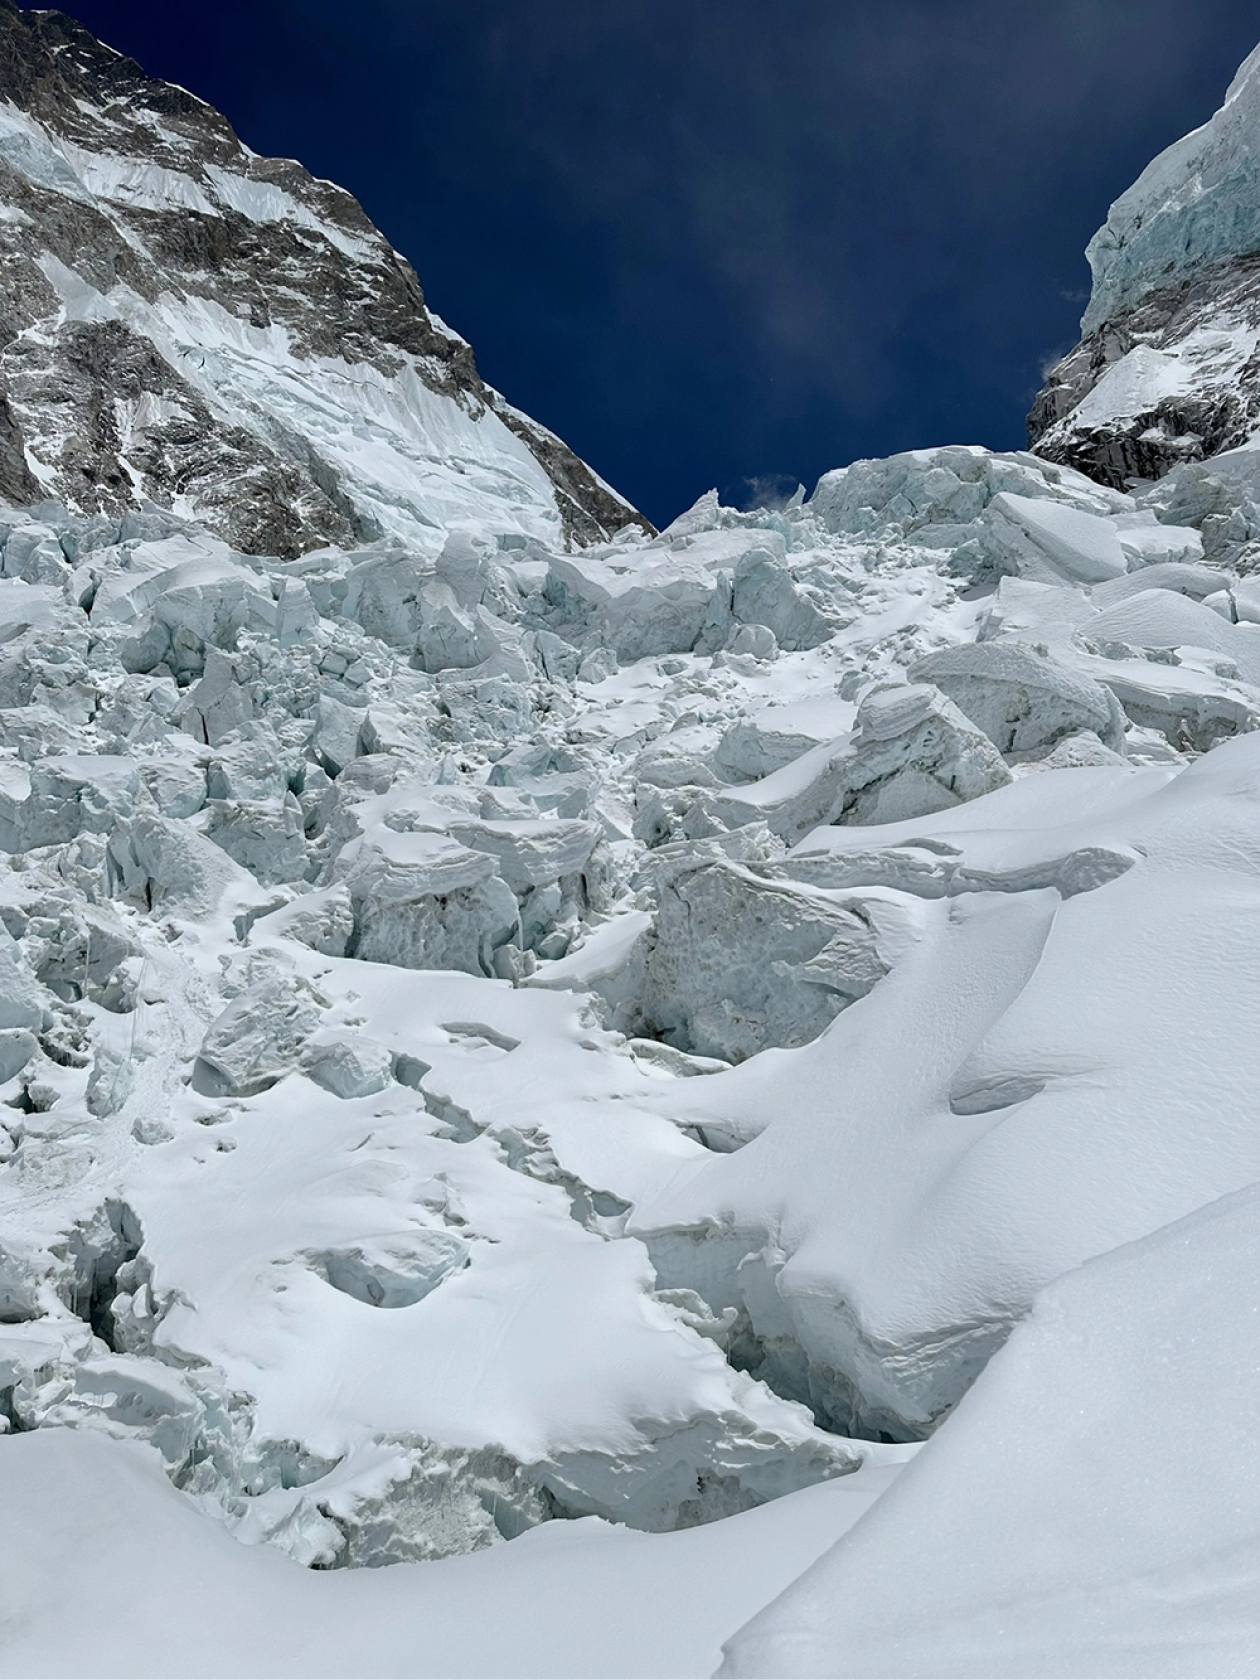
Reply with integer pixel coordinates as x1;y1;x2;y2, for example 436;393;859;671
0;1;650;556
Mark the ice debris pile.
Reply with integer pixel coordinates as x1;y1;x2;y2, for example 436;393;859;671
4;426;1260;1580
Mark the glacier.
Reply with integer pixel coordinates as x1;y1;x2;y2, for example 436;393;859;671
2;7;1260;1679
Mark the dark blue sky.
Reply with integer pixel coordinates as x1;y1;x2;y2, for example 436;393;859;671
44;1;1260;526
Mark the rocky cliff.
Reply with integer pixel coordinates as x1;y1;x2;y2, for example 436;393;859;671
0;1;648;556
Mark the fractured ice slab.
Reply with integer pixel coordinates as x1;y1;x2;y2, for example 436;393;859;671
0;427;1259;1604
910;640;1126;758
633;738;1260;1439
641;861;904;1061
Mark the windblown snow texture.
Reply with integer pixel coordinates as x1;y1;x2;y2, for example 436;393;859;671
3;14;1260;1680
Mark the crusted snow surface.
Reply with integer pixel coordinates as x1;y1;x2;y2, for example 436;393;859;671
0;435;1259;1615
0;1427;916;1679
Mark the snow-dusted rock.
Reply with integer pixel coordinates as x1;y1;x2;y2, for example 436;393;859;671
1030;44;1260;492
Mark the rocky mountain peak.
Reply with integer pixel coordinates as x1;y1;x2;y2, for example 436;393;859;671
0;3;650;557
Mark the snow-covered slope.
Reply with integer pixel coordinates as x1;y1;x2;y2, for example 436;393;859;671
720;1183;1260;1678
0;437;1255;1654
0;1430;911;1679
4;15;1260;1680
0;3;647;556
1031;41;1260;496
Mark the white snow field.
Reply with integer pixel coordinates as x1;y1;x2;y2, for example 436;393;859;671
0;1429;913;1678
5;15;1260;1680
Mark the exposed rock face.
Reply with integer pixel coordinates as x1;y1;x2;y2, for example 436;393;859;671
1029;43;1260;493
0;2;649;556
1028;252;1260;487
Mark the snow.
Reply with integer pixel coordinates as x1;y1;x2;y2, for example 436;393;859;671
1;446;1255;1602
204;163;376;257
4;20;1260;1677
1071;342;1193;424
0;1428;913;1680
720;1184;1260;1678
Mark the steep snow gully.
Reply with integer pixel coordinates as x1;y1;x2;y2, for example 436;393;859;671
5;9;1260;1679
